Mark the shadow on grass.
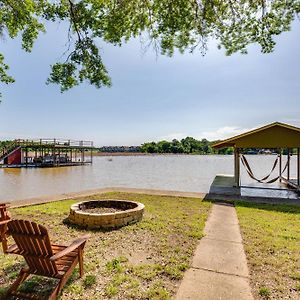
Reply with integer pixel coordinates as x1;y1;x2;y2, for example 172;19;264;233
0;262;80;299
234;200;300;214
0;262;26;297
63;217;128;233
203;196;300;215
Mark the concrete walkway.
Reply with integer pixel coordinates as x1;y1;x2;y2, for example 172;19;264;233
176;203;253;300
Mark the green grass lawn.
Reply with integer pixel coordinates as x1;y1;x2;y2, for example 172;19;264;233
0;192;211;299
236;201;300;300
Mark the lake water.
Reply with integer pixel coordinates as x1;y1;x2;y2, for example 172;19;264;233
0;155;299;202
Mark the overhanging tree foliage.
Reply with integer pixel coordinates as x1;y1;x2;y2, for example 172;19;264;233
0;0;299;95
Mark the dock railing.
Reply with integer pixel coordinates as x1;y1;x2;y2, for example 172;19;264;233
13;139;94;148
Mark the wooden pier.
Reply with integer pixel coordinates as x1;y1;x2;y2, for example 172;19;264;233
0;139;94;168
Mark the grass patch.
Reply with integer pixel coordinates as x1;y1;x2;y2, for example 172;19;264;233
105;283;119;297
146;281;170;300
236;201;300;299
258;287;270;298
83;275;97;288
0;192;211;299
290;273;300;280
106;257;128;274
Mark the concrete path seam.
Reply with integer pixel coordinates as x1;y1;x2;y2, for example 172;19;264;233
189;266;250;279
201;236;243;245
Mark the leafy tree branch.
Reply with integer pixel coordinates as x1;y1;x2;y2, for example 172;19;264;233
0;0;299;96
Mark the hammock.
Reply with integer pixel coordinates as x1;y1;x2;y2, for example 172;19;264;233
240;154;288;184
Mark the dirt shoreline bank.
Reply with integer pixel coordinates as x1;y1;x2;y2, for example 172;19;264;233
4;186;300;209
6;187;206;208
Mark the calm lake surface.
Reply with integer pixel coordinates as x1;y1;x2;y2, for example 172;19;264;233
0;155;298;202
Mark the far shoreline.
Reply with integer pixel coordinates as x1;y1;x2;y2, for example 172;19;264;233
93;152;233;156
94;152;149;156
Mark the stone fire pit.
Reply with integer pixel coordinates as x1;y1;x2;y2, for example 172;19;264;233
68;199;144;229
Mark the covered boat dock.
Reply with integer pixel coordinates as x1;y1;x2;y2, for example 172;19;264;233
210;122;300;198
0;139;94;168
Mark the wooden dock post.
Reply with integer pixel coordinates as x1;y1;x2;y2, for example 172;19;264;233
279;149;282;182
25;148;28;167
297;148;300;186
234;148;240;187
287;148;290;181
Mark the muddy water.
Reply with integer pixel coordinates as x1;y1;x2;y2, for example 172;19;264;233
0;155;298;202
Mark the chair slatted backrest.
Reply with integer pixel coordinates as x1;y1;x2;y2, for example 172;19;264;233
0;203;10;220
7;220;58;276
0;203;10;238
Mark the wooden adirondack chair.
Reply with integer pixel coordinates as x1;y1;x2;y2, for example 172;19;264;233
0;203;11;253
3;219;89;300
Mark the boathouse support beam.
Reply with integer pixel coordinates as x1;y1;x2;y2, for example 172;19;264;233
25;148;28;167
234;148;240;188
279;149;282;183
91;142;93;164
297;148;300;186
287;148;290;181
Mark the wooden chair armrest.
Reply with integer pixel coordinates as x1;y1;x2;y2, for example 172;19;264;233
0;203;10;208
0;219;10;226
6;244;18;253
50;235;89;261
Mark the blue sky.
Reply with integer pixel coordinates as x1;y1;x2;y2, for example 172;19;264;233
0;22;299;146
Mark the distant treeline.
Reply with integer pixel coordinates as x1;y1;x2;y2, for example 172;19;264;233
98;146;141;153
0;140;12;151
2;139;295;155
0;140;11;147
141;137;233;154
1;138;233;155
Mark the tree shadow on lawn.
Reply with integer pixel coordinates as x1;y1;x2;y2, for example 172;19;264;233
203;196;300;214
234;200;300;214
0;260;80;299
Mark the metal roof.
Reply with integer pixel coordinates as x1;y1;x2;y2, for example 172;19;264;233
213;122;300;149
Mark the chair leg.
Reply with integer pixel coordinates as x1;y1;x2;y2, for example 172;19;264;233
48;282;61;300
48;259;79;300
1;236;8;254
78;247;84;278
49;275;71;300
2;268;29;300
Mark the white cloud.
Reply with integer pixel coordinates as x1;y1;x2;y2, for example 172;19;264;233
156;126;254;142
198;126;253;141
